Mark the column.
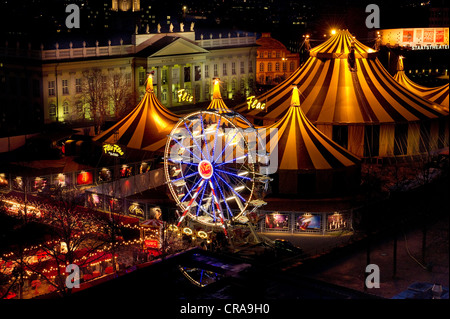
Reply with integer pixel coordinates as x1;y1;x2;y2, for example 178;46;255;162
156;66;162;101
168;65;173;107
199;62;204;102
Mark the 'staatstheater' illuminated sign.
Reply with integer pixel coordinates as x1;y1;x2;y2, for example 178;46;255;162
378;27;449;50
246;96;266;111
103;144;125;157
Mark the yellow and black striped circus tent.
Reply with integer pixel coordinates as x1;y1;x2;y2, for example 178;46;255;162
206;78;231;114
394;56;449;111
263;86;360;195
93;75;180;153
235;30;449;158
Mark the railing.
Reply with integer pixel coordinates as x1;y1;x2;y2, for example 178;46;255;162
1;34;257;61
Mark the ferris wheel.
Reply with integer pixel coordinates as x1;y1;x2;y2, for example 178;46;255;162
164;111;267;233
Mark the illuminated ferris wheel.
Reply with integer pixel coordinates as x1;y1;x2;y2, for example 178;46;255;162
164;110;266;233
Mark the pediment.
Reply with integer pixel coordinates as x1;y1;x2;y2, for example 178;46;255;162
150;38;209;57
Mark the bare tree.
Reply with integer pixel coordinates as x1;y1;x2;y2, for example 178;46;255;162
108;72;135;119
81;69;108;135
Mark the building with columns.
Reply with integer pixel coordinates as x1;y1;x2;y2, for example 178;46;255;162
1;29;258;128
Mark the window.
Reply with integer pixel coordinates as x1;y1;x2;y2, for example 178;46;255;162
231;79;236;91
75;78;82;93
213;64;218;77
48;81;55;96
259;63;264;72
283;62;287;71
276;51;281;58
275;62;280;71
268;63;272;72
204;65;209;78
63;101;69;115
290;61;295;71
204;84;210;99
231;62;236;75
248;62;253;73
139;70;146;86
267;52;272;58
240;78;245;91
240;61;245;74
62;79;69;95
76;101;83;113
222;63;227;76
162;69;167;84
49;104;56;117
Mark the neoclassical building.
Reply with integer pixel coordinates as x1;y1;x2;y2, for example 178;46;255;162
1;29;258;126
256;33;300;86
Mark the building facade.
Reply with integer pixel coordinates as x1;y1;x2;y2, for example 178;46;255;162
256;33;300;86
1;30;258;127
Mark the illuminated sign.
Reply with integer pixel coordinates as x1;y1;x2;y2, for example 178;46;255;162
198;160;213;179
144;239;159;248
177;89;194;103
378;27;449;49
77;171;93;185
246;96;266;111
103;144;125;157
129;204;145;218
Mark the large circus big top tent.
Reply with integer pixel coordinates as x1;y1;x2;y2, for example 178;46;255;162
235;30;449;158
93;75;180;153
263;86;360;195
394;56;449;112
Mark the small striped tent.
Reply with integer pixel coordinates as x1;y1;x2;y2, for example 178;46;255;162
264;87;360;195
206;78;231;114
394;56;449;111
235;30;449;158
93;75;180;152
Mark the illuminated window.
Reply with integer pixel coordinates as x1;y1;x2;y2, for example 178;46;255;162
49;104;56;117
62;79;69;95
63;101;69;114
259;63;264;72
275;62;280;71
48;81;55;96
75;78;82;93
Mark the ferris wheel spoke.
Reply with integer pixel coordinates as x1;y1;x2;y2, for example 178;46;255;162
177;179;206;226
195;181;208;217
208;180;228;234
168;158;199;166
214;154;248;167
171;171;199;184
215;172;247;203
212;175;234;220
184;121;207;161
215;168;252;181
179;174;203;203
171;136;202;162
213;130;239;164
211;116;222;162
200;114;211;162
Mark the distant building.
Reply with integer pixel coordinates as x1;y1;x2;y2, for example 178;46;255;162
256;33;299;86
0;30;257;128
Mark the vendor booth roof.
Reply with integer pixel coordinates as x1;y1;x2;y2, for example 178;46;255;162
263;87;360;171
234;30;447;124
93;76;180;152
394;57;449;111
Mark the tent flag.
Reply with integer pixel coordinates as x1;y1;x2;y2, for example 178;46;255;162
394;56;449;111
93;75;180;152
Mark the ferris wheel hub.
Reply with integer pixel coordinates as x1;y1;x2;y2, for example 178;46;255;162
198;160;214;180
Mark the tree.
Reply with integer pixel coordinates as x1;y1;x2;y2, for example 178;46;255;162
81;69;108;135
108;72;135;119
